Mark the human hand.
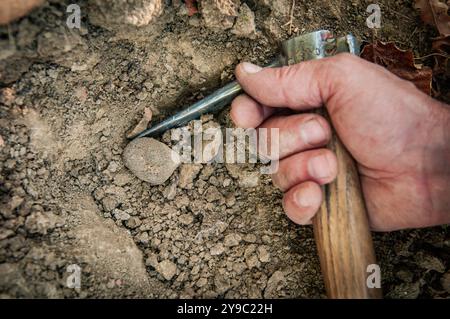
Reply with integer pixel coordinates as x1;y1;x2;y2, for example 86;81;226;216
231;53;450;231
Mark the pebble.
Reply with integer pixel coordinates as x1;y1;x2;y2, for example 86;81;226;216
178;164;202;189
246;254;260;269
231;4;257;38
163;182;177;200
196;277;208;288
239;172;259;188
179;213;194;226
113;172;132;186
224;233;242;247
210;243;225;256
264;271;285;298
243;234;257;243
24;212;60;235
122;137;180;185
257;246;270;263
102;196;119;212
214;274;231;295
126;107;153;139
125;217;141;229
157;260;177;281
136;232;149;245
145;254;159;268
112;209;131;221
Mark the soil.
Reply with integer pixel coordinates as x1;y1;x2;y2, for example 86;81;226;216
0;0;449;298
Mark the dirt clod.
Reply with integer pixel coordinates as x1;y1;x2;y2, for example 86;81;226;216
157;260;177;281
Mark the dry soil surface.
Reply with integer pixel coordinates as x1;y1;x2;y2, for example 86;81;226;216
0;0;449;298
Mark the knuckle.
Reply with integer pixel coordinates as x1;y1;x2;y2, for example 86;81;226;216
274;66;300;107
334;52;358;65
312;114;332;140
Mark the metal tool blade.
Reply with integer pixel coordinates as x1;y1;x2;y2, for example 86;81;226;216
131;30;359;139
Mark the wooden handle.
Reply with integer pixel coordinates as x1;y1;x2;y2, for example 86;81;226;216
312;121;382;299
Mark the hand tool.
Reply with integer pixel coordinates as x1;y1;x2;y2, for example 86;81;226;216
131;30;382;299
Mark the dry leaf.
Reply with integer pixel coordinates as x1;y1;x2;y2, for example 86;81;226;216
414;1;450;79
185;0;199;16
0;0;44;25
414;0;450;36
361;41;433;95
126;107;153;139
431;35;450;75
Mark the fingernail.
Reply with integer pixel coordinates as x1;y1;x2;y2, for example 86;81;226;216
300;119;326;145
295;186;317;208
308;154;332;180
241;62;263;74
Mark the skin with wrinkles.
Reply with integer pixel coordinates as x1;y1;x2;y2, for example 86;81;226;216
230;53;450;231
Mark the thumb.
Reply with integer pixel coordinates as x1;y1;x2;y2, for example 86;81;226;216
235;54;348;110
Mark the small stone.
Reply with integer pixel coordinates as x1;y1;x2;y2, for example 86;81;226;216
224;233;241;247
10;196;24;211
112;209;130;221
113;172;132;186
123;138;180;185
243;233;256;243
136;232;149;245
201;0;238;30
246;254;260;269
210;243;225;256
145;254;159;268
107;161;119;173
163;182;177;200
24;212;60;235
214;274;231;294
239;172;259;188
196;277;208;288
0;229;14;240
257;246;270;263
74;86;88;102
126;107;153;139
179;213;194;226
264;271;285;298
125;217;142;229
102;196;119;212
136;91;148;100
232;262;247;275
231;4;256;38
178;164;202;189
222;178;232;187
157;260;177;281
143;81;154;90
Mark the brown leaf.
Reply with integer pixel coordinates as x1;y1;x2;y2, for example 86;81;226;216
361;41;433;95
414;0;450;36
431;35;450;75
185;0;199;17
